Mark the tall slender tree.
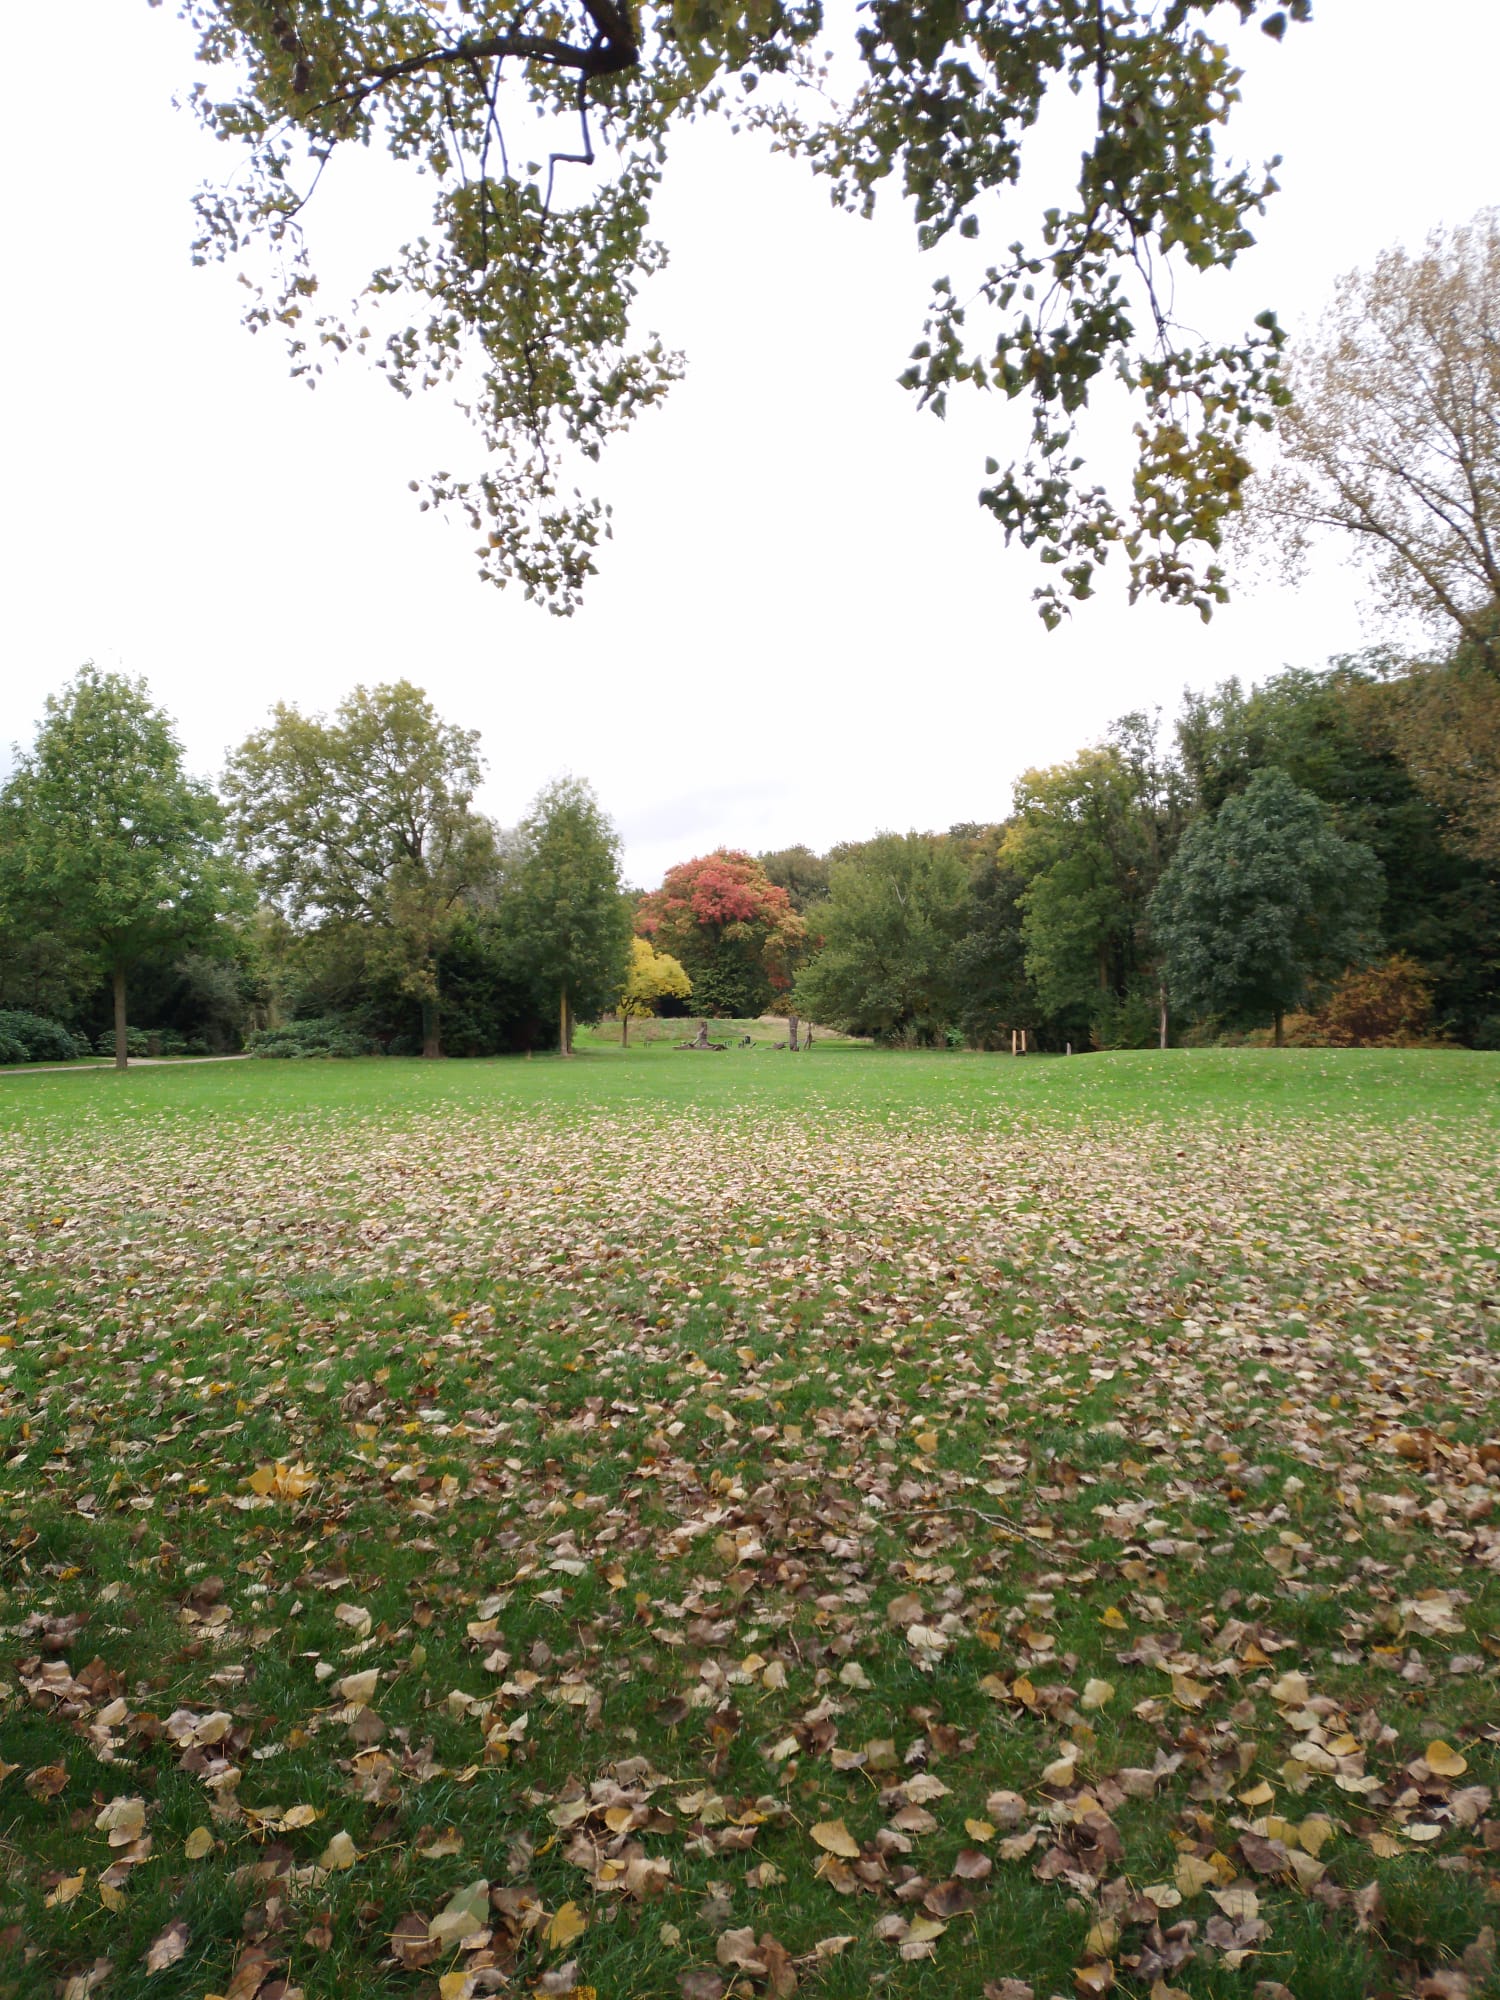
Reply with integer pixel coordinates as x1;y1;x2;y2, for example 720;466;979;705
0;667;236;1069
508;778;632;1056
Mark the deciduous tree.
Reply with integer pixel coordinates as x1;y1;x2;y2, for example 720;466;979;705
1150;767;1383;1044
617;934;692;1045
508;777;632;1054
1384;615;1500;869
793;832;969;1043
758;846;830;917
1249;210;1500;657
175;0;1304;621
224;681;496;1057
0;666;237;1069
637;851;805;1019
1000;746;1159;1023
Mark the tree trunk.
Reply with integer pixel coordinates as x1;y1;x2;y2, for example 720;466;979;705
786;1013;799;1052
1158;983;1168;1051
620;1011;629;1049
1274;1009;1285;1048
113;965;128;1071
421;996;443;1059
560;986;571;1057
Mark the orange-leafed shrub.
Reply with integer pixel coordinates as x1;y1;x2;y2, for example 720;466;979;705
1317;955;1438;1046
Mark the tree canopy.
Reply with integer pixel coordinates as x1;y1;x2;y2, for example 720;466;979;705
1001;745;1160;1017
1150;766;1383;1043
637;850;805;1018
0;666;237;1068
176;0;1306;622
508;776;632;1053
617;933;692;1043
1250;209;1500;658
794;831;969;1044
223;680;497;1056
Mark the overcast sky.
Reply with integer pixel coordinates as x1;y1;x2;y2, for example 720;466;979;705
3;2;1497;886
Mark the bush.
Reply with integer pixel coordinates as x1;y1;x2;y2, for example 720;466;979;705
95;1028;151;1058
246;1017;374;1060
1090;987;1161;1051
0;1010;85;1063
0;1029;29;1066
1316;955;1437;1046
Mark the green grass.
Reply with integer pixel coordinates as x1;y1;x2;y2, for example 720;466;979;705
1;1048;1497;2000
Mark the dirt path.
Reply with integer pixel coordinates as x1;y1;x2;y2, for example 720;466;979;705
0;1054;253;1078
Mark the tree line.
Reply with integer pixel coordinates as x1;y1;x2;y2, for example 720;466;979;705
2;630;1496;1066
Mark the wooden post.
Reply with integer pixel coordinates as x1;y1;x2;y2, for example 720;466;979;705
1011;1028;1018;1057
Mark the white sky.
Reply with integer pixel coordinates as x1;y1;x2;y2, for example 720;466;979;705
3;2;1498;888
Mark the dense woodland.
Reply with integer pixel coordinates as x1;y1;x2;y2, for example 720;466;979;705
3;630;1497;1067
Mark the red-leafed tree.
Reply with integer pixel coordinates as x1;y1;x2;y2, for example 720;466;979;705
637;851;807;1020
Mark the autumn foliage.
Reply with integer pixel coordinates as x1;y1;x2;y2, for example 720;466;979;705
1283;954;1440;1048
637;850;806;1013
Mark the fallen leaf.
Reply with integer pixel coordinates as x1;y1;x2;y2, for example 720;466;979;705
144;1920;189;1973
318;1830;359;1871
546;1900;590;1950
429;1880;491;1946
810;1819;861;1859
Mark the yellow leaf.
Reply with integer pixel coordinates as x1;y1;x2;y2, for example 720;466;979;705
1210;1885;1259;1922
318;1829;359;1870
1099;1606;1128;1630
1425;1739;1467;1777
1170;1673;1211;1709
1238;1781;1274;1809
810;1819;861;1859
95;1795;146;1845
439;1976;477;2000
914;1431;939;1454
338;1669;380;1706
1297;1815;1334;1856
1174;1854;1217;1897
46;1870;86;1907
546;1900;590;1949
1081;1678;1115;1711
965;1818;995;1843
1367;1831;1403;1858
184;1827;214;1860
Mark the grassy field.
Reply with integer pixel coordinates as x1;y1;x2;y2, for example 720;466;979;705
1;1048;1497;2000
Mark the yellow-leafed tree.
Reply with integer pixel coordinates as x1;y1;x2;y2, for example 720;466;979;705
617;936;691;1046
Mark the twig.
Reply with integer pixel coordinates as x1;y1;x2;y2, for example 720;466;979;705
882;1503;1057;1552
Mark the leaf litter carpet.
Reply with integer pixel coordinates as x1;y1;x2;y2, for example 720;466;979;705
2;1096;1498;1998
